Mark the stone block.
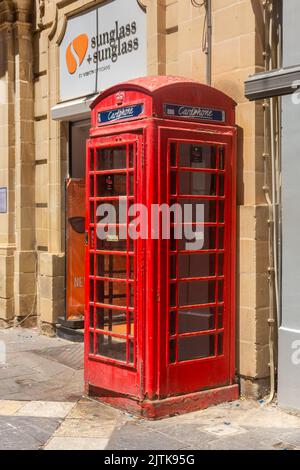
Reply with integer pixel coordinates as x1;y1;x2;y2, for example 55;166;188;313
237;307;269;345
14;250;36;274
238;339;270;379
0;275;14;299
14;293;36;318
240;376;270;399
39;297;65;324
39;252;65;277
39;275;64;301
238;239;268;274
0;297;14;321
14;272;36;296
239;272;269;309
166;1;178;29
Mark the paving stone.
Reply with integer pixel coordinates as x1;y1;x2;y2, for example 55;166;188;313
44;437;108;450
54;418;115;438
274;429;300;448
207;434;273;450
202;423;247;437
16;401;76;418
32;344;84;370
68;398;121;421
0;354;84;402
0;329;68;353
0;329;84;402
0;416;61;450
140;420;217;447
0;400;25;416
106;422;186;450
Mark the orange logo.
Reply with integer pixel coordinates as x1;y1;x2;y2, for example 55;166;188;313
66;34;88;74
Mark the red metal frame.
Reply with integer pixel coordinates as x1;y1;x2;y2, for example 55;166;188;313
84;76;238;418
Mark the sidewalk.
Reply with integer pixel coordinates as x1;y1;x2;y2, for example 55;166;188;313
1;328;300;450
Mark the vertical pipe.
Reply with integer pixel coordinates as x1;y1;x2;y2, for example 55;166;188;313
206;0;212;86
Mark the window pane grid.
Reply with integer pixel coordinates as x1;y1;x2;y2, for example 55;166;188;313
88;143;136;367
170;329;225;340
168;143;226;364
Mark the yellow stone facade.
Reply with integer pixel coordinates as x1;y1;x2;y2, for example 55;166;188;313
0;0;270;397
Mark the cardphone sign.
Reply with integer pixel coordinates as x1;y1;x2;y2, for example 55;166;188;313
98;104;144;124
164;104;226;123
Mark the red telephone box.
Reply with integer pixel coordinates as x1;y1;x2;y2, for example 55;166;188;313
84;76;238;418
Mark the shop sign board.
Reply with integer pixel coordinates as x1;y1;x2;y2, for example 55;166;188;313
60;0;147;102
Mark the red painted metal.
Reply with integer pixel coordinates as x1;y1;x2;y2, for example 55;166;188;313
85;76;237;418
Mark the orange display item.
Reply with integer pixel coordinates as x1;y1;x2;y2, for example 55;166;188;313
66;179;86;320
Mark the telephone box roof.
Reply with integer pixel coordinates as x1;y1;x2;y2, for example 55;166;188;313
90;75;237;110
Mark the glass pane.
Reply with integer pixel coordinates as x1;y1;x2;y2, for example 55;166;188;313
170;170;177;195
219;200;225;223
97;147;126;170
129;340;134;364
90;203;95;223
178;199;217;223
218;333;223;355
170;143;177;167
219;174;225;196
129;311;135;336
129;284;134;308
218;306;223;328
90;280;94;302
89;306;94;328
129;173;134;195
96;174;130;197
90;149;94;171
96;334;126;362
169;339;176;363
170;255;177;279
218;280;224;302
178;280;216;306
170;283;177;307
179;172;217;196
96;226;127;251
89;176;94;197
170;229;177;251
178;334;215;361
179;144;216;169
96;280;127;307
96;307;127;334
96;199;127;224
129;257;134;279
96;254;129;279
219;147;225;170
218;228;224;248
218;254;224;275
90;254;94;275
169;311;176;335
129;145;134;168
178;308;215;333
179;253;216;278
178;226;215;251
89;333;94;354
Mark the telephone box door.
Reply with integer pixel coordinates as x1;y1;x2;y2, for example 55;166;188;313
158;128;236;397
85;134;143;398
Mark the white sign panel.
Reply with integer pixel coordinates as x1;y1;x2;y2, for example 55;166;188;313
60;0;147;102
0;187;7;214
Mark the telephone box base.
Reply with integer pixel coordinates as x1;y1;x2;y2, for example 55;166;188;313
86;383;239;420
